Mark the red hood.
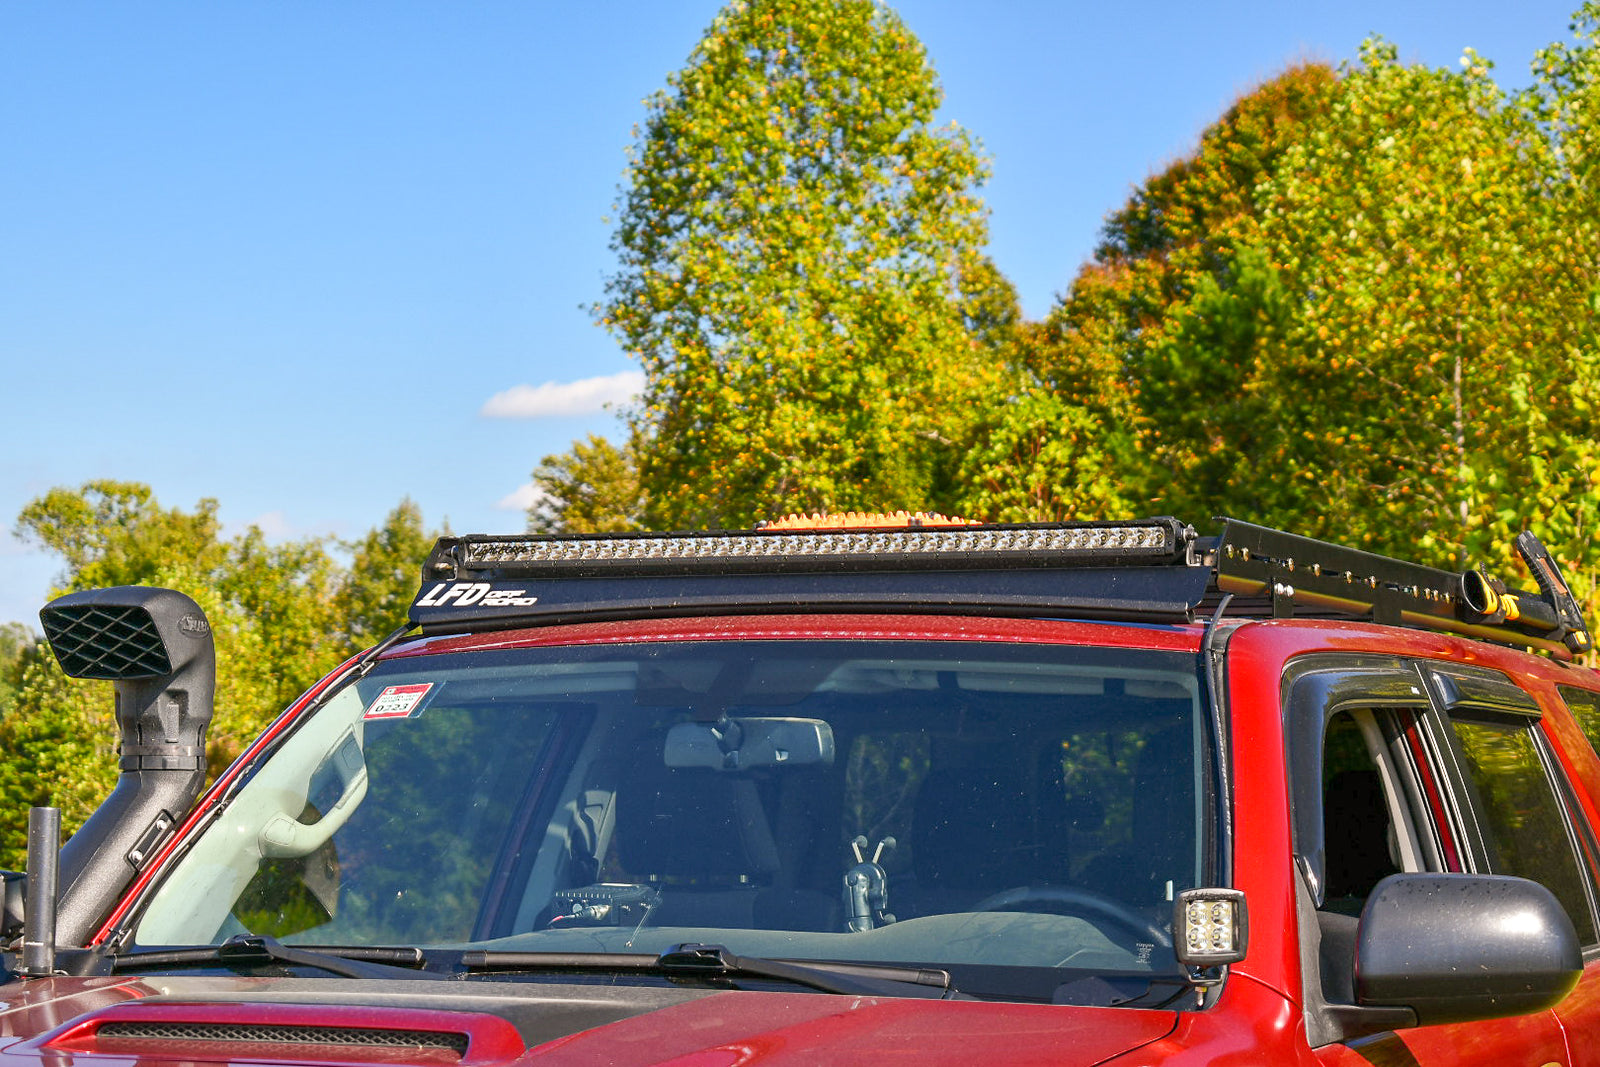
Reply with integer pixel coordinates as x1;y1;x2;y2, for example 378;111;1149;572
523;989;1177;1065
0;977;1177;1067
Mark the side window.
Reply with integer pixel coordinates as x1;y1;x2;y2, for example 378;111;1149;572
1447;713;1598;945
1306;703;1436;1010
1320;712;1402;914
1560;686;1600;755
1283;660;1445;909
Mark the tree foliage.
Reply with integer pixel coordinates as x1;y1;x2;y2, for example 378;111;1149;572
958;13;1600;617
952;63;1340;525
1247;42;1594;571
527;435;646;534
18;481;229;591
0;622;41;717
599;0;1016;528
336;499;440;649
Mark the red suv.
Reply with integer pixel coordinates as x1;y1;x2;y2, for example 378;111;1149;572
4;516;1600;1065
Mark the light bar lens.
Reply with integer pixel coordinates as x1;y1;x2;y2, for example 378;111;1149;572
1175;888;1248;966
461;524;1174;566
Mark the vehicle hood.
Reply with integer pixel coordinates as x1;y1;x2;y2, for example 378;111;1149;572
0;976;1178;1066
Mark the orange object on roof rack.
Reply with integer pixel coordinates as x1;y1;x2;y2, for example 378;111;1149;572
757;510;982;531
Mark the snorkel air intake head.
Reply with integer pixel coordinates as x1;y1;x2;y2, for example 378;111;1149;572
39;586;215;946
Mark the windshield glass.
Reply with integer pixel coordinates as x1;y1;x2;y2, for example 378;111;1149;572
134;638;1209;993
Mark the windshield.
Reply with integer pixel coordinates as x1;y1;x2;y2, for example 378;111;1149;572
133;637;1210;995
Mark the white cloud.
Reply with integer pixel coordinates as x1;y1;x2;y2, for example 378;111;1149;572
496;483;549;511
480;370;645;419
244;510;296;539
221;510;341;543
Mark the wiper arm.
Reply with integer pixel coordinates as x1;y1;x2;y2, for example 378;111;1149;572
457;943;953;998
657;943;952;997
112;935;429;980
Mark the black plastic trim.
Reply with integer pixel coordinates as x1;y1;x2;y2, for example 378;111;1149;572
39;586;218;948
1294;864;1417;1047
1200;609;1238;889
1421;664;1541;719
1281;655;1423;906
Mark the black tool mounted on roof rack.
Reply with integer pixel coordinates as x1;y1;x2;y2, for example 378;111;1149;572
407;517;1593;660
1213;519;1592;658
1460;532;1592;653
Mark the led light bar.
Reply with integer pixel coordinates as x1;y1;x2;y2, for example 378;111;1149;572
449;521;1183;575
1174;888;1248;967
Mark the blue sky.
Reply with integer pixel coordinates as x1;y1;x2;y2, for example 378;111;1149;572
1;0;1584;627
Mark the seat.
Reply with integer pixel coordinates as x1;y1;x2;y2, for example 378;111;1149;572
1322;769;1398;908
1315;770;1399;1001
606;762;835;931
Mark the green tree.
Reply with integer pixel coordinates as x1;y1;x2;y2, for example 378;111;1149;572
958;64;1340;523
1513;3;1600;611
1252;39;1598;588
953;387;1139;523
335;499;441;649
973;19;1600;623
1532;2;1600;197
527;435;646;534
0;622;42;719
17;480;228;590
0;658;111;869
600;0;1015;528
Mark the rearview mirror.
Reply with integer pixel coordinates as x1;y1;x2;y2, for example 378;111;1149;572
665;717;835;770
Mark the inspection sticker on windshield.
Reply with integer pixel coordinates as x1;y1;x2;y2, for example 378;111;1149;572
364;683;434;720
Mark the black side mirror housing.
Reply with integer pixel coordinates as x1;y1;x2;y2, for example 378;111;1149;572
1357;873;1582;1025
0;870;22;941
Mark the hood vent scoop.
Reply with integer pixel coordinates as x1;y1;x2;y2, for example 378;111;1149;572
39;1001;525;1066
93;1021;471;1059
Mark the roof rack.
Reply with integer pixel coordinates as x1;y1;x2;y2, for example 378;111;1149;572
1212;519;1590;657
408;517;1591;660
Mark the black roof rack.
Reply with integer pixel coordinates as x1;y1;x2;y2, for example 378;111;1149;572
408;517;1591;660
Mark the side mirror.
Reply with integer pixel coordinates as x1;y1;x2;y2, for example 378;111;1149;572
665;717;835;770
1357;873;1582;1025
0;870;22;941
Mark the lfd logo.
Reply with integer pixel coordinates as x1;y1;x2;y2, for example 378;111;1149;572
416;582;539;608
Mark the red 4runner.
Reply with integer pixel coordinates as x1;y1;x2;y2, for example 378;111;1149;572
5;515;1600;1065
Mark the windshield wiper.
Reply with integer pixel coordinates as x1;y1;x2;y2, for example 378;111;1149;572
458;943;954;998
111;935;431;980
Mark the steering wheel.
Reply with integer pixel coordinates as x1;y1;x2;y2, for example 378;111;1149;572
971;884;1172;951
